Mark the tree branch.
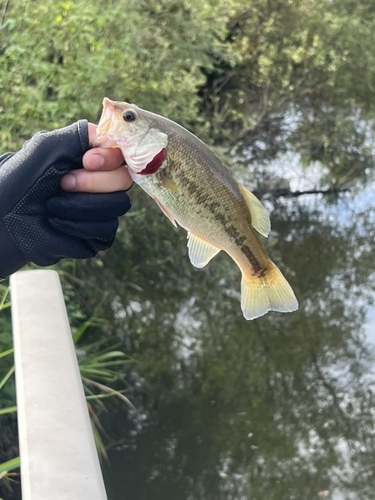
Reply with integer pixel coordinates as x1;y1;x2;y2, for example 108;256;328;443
254;186;350;200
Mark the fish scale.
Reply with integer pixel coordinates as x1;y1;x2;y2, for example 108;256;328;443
95;97;298;320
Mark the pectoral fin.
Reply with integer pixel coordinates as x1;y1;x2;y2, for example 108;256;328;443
238;183;270;237
187;232;220;268
160;172;179;192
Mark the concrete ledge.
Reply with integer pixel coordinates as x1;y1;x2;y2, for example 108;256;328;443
11;270;108;500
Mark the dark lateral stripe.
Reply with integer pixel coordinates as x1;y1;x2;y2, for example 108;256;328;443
239;244;264;275
227;228;263;274
170;156;264;275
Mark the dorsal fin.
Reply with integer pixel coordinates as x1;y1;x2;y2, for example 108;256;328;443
238;183;270;237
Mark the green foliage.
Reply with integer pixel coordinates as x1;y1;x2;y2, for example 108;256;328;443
0;366;14;394
0;286;14;406
0;456;20;498
0;407;16;417
0;286;18;497
0;0;230;150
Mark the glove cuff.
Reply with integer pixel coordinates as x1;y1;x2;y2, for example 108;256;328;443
0;219;29;279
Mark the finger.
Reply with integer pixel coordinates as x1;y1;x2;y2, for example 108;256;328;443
82;147;125;171
86;122;124;171
49;216;119;241
61;165;133;192
47;192;131;221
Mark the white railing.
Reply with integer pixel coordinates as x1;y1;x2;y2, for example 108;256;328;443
11;270;108;500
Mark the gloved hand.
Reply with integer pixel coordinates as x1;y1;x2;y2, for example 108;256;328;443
0;120;131;279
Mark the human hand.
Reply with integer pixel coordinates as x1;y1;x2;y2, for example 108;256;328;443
0;120;131;279
60;123;132;192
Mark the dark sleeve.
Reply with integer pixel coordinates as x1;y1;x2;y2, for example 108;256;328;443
0;219;28;279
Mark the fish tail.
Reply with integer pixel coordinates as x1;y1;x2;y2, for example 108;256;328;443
241;262;298;320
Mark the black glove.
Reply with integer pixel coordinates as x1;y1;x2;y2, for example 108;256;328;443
0;120;131;279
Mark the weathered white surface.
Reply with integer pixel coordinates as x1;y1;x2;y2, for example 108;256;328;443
11;270;108;500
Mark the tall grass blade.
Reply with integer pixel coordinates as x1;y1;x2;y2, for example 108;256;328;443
0;406;16;416
0;365;15;391
0;348;14;360
82;377;136;412
0;457;20;474
0;287;9;310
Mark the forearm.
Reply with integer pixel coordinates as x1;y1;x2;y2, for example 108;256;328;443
0;219;28;279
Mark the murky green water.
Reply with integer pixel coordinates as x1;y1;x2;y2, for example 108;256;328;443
97;163;375;500
2;157;374;500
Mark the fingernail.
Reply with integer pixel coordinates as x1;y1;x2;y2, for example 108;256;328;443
61;174;76;190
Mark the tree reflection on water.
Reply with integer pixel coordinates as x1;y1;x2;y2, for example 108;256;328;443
80;189;375;500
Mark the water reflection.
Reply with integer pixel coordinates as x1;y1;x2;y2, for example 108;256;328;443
365;308;375;346
78;172;375;500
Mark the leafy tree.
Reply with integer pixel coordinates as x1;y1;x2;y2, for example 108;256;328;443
199;0;375;186
0;0;230;150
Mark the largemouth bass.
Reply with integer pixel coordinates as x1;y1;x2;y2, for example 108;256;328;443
95;97;298;320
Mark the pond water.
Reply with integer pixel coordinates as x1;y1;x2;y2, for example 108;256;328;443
95;154;375;500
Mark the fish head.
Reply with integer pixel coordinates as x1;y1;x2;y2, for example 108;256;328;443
95;97;168;175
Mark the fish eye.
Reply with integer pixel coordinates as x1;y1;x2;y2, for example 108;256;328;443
123;110;137;122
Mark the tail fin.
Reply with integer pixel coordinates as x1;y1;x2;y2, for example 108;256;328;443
241;262;298;320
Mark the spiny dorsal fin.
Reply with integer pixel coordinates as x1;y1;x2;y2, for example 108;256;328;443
238;183;271;238
187;232;220;268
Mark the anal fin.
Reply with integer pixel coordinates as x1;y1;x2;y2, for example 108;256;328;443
187;232;220;268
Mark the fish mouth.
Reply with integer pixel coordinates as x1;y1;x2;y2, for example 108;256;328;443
96;98;115;134
94;97;126;148
94;97;169;174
